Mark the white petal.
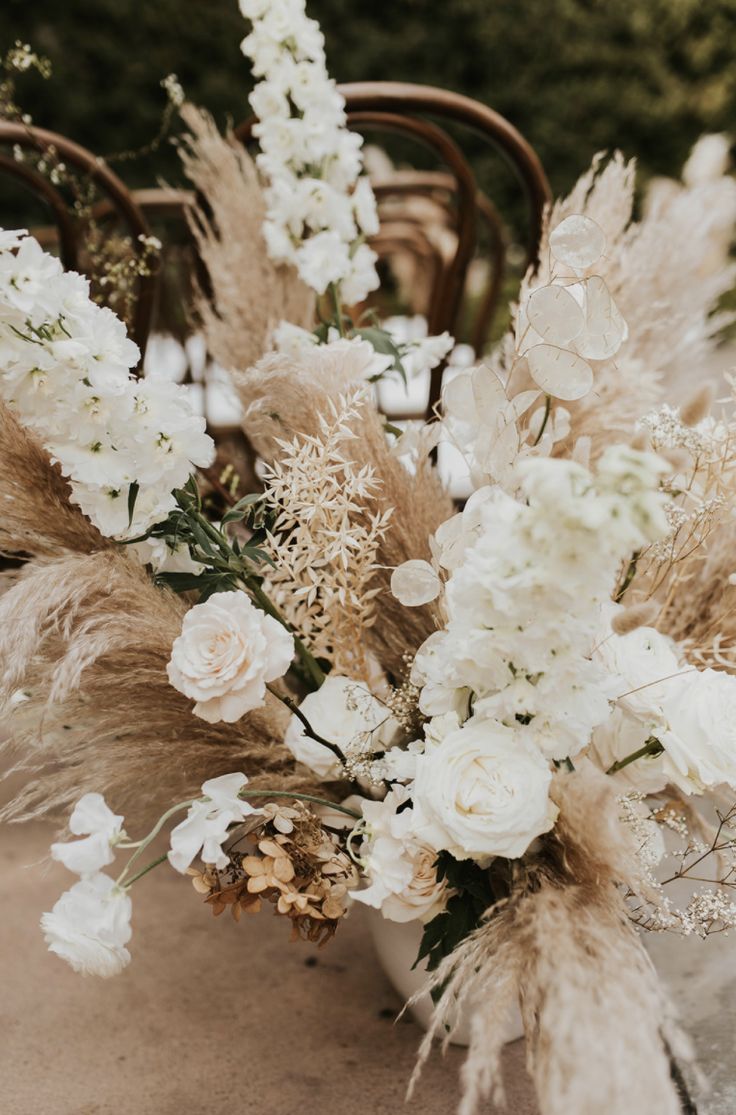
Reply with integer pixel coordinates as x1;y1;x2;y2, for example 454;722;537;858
549;215;605;271
573;276;628;361
526;345;593;401
391;560;441;606
442;371;475;422
526;284;585;347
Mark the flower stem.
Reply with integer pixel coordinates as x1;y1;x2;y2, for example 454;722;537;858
606;735;663;775
330;282;345;337
533;394;552;446
247;578;326;689
265;682;343;759
116;800;194;886
123;852;169;888
238;789;361;820
615;550;641;602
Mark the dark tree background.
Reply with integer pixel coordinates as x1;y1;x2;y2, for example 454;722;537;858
3;0;736;228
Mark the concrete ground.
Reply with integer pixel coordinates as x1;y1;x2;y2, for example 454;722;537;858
0;820;538;1115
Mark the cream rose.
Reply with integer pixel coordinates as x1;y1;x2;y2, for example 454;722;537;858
284;675;396;780
596;622;682;721
167;591;294;723
661;668;736;793
411;717;556;860
351;787;449;924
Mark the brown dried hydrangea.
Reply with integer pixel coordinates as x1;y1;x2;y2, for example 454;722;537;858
189;801;359;945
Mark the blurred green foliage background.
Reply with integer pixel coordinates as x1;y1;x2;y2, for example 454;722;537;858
3;0;736;230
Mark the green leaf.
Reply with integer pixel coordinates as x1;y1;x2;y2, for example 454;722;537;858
415;853;500;972
354;326;408;384
126;481;140;529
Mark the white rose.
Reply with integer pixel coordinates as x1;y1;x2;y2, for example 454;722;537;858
661;668;736;793
596;622;682;721
411;717;556;860
41;873;132;978
352;788;449;924
167;591;294;724
284;675;396;780
589;707;668;794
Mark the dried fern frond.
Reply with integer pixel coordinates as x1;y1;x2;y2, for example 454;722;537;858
261;391;392;679
0;400;106;558
177;104;314;373
0;548;314;827
238;353;453;678
410;763;693;1115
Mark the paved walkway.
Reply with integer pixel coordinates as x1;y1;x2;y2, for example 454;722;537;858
0;821;537;1115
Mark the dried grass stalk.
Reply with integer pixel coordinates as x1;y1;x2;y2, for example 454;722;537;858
177;104;314;373
0;548;316;826
237;354;453;678
0;400;107;558
410;763;694;1115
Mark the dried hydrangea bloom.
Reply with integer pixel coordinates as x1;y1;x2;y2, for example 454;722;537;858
188;801;358;945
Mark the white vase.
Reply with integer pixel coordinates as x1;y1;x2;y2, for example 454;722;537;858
368;909;524;1047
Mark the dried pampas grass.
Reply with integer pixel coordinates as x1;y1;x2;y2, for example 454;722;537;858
0;401;107;558
0;548;314;827
237;353;453;678
410;763;694;1115
177;104;314;374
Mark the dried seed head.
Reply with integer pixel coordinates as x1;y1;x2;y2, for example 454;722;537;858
680;384;714;428
612;601;660;635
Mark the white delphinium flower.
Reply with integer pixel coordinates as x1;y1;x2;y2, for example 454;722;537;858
410;717;557;861
166;591;294;723
240;0;379;301
411;448;669;765
168;772;260;873
51;793;125;877
41;873;132;978
0;231;215;539
284;674;396;780
351;786;450;923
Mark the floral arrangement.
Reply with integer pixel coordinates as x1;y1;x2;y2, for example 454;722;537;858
3;5;736;1115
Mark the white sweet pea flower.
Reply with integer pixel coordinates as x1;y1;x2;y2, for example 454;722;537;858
284;675;396;780
411;717;557;861
166;591;294;723
41;873;132;978
168;772;260;874
352;787;450;923
51;793;125;877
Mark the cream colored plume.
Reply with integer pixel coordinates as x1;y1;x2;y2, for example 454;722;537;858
236;353;453;678
177;104;314;373
0;548;313;827
410;763;695;1115
0;401;107;559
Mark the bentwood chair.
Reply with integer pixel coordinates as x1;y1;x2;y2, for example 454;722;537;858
235;81;551;416
0;122;156;362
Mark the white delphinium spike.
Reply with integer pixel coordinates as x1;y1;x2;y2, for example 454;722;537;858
239;0;379;302
0;230;214;539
